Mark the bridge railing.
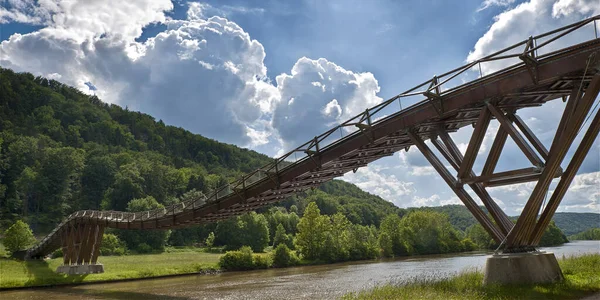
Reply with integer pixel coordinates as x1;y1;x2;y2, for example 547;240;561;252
205;15;600;208
28;15;600;257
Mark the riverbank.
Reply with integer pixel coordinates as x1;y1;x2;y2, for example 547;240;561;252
343;253;600;300
0;249;222;289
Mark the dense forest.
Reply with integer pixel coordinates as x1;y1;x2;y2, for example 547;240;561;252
0;68;579;260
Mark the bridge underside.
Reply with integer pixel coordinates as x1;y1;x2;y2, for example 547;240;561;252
26;17;600;280
409;71;600;252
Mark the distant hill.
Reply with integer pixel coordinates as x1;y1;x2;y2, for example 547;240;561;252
414;205;599;235
552;213;600;236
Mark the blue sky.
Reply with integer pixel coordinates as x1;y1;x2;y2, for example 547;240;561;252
0;0;598;214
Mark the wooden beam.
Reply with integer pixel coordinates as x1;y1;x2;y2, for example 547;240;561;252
458;108;492;179
437;130;514;234
482;127;508;176
462;167;540;185
91;225;105;264
486;103;544;167
507;112;549;160
408;130;504;242
530;106;600;245
431;138;460;170
506;73;600;248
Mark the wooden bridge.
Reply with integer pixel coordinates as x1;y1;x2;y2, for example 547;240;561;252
27;16;600;279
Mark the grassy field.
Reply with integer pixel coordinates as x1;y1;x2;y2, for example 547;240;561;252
0;248;222;289
343;254;600;300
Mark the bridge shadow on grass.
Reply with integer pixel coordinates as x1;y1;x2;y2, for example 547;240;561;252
24;260;87;287
23;261;188;299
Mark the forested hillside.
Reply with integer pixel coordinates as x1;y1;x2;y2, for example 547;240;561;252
422;205;599;236
0;67;401;235
552;213;600;236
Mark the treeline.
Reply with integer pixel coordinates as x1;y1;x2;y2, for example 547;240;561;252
569;228;600;240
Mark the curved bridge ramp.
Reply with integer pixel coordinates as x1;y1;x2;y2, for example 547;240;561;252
26;16;600;274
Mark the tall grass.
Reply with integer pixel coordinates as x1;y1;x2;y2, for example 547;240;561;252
343;254;600;300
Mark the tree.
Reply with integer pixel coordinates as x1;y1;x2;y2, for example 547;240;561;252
379;214;410;257
466;223;497;249
570;228;600;240
99;233;127;256
118;196;170;253
272;244;298;267
273;223;287;247
538;221;568;247
205;232;215;249
3;220;36;253
214;212;269;252
400;210;463;254
295;202;330;260
238;212;270;252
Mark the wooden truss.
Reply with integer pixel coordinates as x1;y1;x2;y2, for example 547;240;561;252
409;73;600;251
61;222;104;266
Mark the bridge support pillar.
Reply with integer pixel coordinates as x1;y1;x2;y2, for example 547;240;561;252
56;222;105;275
484;252;563;285
56;263;104;275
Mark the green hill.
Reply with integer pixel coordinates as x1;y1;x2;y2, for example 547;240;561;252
0;67;400;234
553;213;600;236
420;205;599;236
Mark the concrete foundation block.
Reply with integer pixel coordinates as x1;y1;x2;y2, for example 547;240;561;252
56;263;104;275
484;251;563;285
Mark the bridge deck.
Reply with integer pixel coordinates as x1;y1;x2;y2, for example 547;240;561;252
27;16;600;259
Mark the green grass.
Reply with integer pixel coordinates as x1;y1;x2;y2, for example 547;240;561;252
0;250;221;289
0;241;8;259
343;254;600;300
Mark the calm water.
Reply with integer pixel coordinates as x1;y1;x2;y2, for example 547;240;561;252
3;241;599;300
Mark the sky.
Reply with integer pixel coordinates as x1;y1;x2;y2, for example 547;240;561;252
0;0;599;215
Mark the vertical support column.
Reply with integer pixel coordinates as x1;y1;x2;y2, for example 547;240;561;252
57;222;105;274
78;223;95;264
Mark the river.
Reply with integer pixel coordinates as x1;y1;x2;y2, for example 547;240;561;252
2;241;599;300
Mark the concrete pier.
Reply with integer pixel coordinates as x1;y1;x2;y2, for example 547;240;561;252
56;264;104;275
484;251;563;285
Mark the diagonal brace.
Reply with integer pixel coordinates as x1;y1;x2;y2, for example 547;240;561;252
408;130;504;242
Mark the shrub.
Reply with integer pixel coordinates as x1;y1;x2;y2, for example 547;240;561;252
253;254;272;269
51;248;63;259
100;233;127;256
136;243;153;254
272;244;298;268
461;238;477;252
3;220;36;254
219;246;255;270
